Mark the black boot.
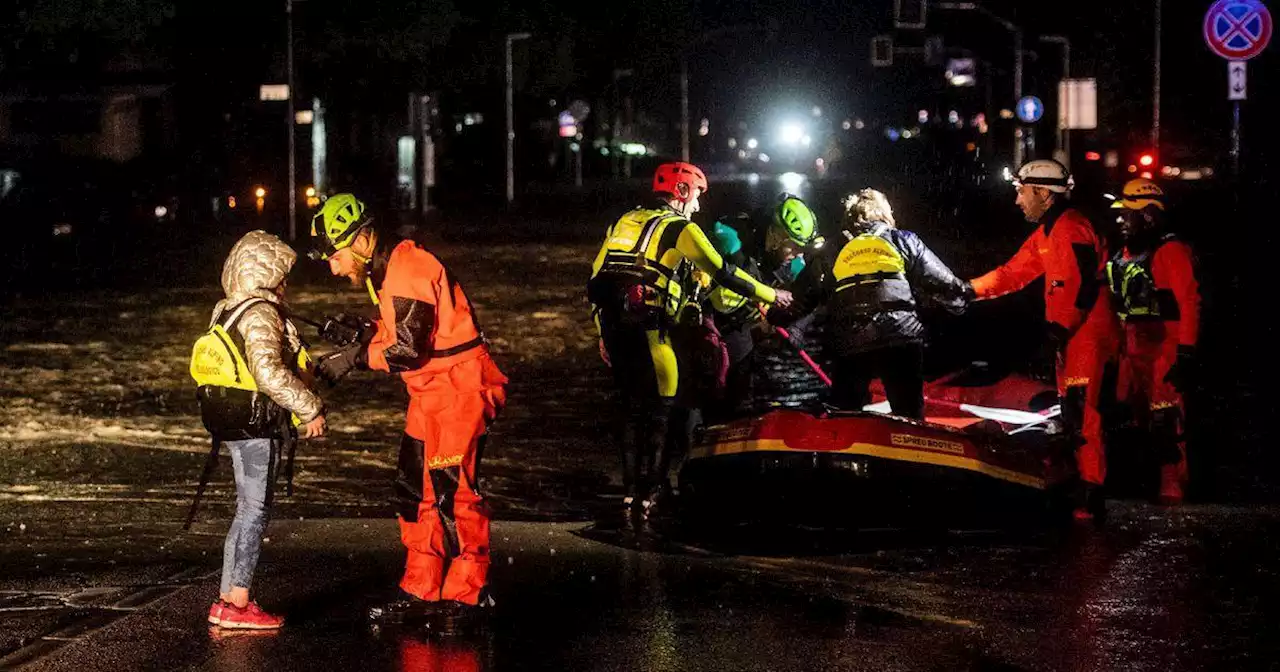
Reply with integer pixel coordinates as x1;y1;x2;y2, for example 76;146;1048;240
428;599;493;635
1071;482;1106;523
368;591;444;625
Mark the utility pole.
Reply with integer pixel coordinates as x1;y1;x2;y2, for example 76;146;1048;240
1012;27;1023;168
505;32;531;205
611;69;633;178
1040;35;1071;166
1153;0;1162;156
286;0;296;240
680;58;690;162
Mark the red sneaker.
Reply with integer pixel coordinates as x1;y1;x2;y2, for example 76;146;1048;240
207;601;226;625
216;601;284;630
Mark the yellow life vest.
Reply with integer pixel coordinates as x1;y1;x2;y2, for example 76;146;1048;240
1106;234;1180;322
590;208;692;317
829;226;916;314
191;299;309;434
190;299;266;390
831;230;906;290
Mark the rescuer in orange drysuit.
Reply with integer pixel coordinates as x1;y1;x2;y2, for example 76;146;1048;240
967;160;1119;520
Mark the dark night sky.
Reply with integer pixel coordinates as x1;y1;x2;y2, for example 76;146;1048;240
1;0;1274;165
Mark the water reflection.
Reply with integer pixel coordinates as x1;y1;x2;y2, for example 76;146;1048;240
396;631;489;672
206;625;280;671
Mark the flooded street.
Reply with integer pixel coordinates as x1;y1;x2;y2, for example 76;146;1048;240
1;177;1275;670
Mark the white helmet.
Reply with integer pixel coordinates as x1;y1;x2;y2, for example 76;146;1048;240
1013;159;1074;194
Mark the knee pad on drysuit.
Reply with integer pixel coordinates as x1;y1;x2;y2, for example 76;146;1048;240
1150;406;1184;465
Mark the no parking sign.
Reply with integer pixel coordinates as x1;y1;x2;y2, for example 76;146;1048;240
1204;0;1272;60
1204;0;1271;175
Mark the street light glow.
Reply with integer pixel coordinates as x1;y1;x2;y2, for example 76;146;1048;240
779;123;804;146
746;138;759;150
779;172;805;194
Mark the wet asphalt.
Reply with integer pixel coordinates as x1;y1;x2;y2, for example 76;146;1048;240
4;505;1280;671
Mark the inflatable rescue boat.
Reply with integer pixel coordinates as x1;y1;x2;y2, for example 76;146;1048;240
678;365;1077;527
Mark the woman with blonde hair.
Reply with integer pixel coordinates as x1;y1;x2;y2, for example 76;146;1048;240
843;188;897;230
769;188;968;418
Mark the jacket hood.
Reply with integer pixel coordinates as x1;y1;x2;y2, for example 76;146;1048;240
221;230;296;303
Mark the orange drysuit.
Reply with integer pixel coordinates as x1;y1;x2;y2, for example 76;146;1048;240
971;204;1119;486
1108;235;1199;501
367;239;507;605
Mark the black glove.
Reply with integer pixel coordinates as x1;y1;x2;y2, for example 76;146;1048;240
318;313;376;347
1163;345;1196;394
316;341;367;385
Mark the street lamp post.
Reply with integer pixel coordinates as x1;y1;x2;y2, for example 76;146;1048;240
611;69;633;178
286;0;296;240
1040;35;1071;166
680;23;774;165
1152;0;1161;158
680;59;690;162
935;2;1023;167
505;32;531;205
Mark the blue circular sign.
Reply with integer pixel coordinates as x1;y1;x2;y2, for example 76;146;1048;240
1016;96;1044;123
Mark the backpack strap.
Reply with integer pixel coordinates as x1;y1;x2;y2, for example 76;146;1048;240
216;297;273;331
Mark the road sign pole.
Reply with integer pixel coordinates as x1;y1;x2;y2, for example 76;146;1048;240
1232;101;1241;177
1204;0;1270;183
1227;60;1247;178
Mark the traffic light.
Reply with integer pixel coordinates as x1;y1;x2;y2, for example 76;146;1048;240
1138;152;1155;168
894;0;927;29
871;35;893;67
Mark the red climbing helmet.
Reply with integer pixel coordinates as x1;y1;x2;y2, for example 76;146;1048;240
652;162;708;203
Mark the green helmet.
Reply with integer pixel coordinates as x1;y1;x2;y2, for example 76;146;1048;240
773;194;817;246
309;193;369;260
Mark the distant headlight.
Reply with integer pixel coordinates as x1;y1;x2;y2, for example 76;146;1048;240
154;205;169;219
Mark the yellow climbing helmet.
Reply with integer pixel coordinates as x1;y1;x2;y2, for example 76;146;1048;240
309;193;371;260
1110;178;1166;211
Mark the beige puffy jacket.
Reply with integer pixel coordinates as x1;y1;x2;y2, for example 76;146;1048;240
210;230;324;423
